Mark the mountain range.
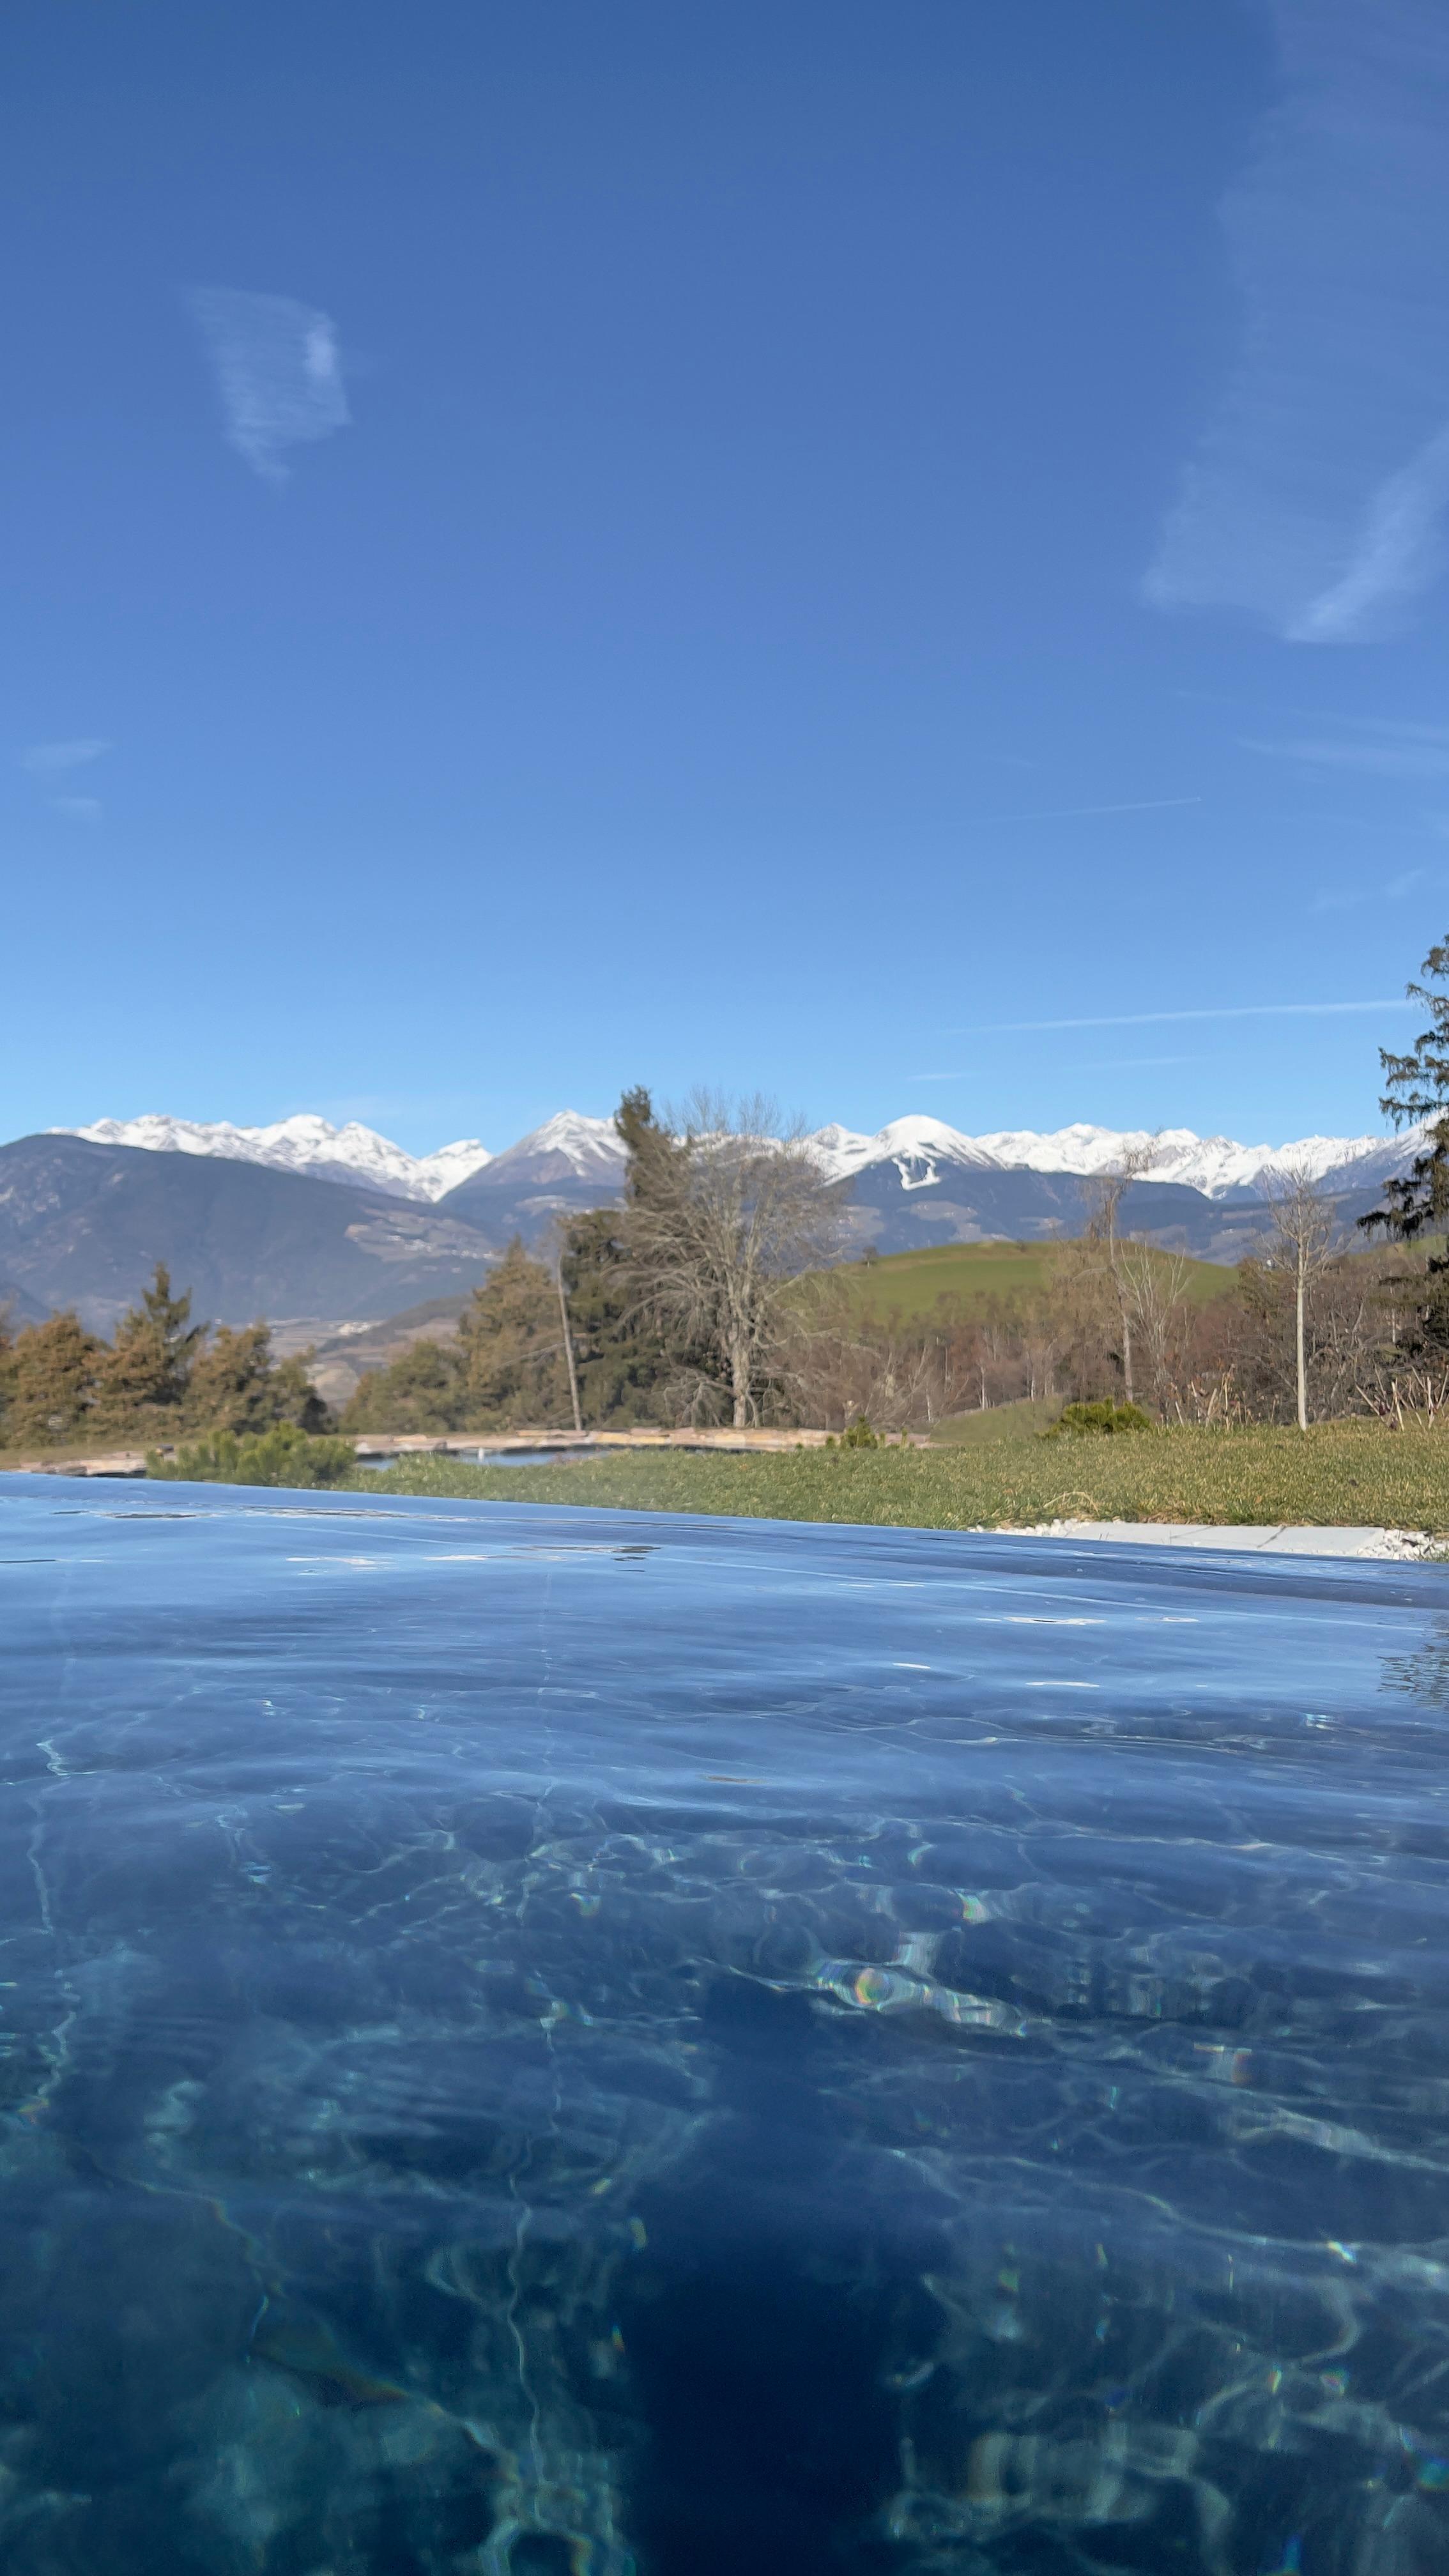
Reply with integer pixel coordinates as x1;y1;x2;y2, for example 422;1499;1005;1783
57;1107;1420;1204
0;1106;1419;1337
63;1111;494;1201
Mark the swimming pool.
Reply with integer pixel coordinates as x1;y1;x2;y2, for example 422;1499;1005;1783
1;1473;1446;2573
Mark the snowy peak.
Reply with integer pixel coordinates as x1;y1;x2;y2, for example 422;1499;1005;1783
411;1137;494;1198
48;1108;1422;1206
57;1113;492;1202
808;1117;999;1188
972;1121;1429;1197
802;1118;1423;1200
482;1112;627;1181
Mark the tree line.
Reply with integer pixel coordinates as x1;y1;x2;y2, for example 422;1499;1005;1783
0;1268;329;1452
787;933;1449;1436
12;939;1449;1453
340;951;1449;1440
0;1086;838;1453
340;1079;1449;1439
780;1228;1449;1434
342;1087;837;1436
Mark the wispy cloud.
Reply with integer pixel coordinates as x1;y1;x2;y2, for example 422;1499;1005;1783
1245;717;1449;778
20;737;111;774
1074;1055;1206;1071
187;288;349;482
969;796;1199;824
1291;424;1449;641
912;1055;1208;1080
938;1000;1414;1045
1312;865;1432;913
1146;2;1449;642
51;795;102;824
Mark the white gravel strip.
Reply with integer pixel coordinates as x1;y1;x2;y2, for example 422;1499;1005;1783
986;1521;1439;1561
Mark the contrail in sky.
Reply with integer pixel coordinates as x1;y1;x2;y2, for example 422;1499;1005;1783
937;999;1414;1041
971;797;1199;823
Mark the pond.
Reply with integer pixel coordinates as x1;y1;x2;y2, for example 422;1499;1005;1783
1;1473;1447;2575
355;1448;602;1471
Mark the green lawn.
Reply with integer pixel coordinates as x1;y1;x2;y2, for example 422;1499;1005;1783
924;1397;1061;1445
819;1238;1231;1327
340;1423;1449;1532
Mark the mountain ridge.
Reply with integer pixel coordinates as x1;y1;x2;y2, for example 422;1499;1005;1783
0;1137;500;1335
49;1107;1425;1204
59;1112;493;1200
1;1107;1417;1336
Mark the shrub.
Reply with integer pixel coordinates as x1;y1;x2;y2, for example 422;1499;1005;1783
824;1415;881;1450
148;1423;357;1487
1045;1400;1154;1439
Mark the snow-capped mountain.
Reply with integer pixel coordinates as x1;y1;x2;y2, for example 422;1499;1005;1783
49;1105;1420;1208
808;1118;1001;1187
55;1114;493;1202
804;1117;1424;1200
437;1114;627;1228
970;1123;1422;1198
409;1135;496;1197
480;1111;627;1185
11;1103;1425;1330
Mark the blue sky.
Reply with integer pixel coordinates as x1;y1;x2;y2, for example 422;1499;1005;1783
4;0;1449;1153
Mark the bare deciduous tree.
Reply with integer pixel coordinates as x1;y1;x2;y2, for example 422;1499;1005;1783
1080;1143;1160;1404
1262;1163;1335;1431
625;1091;841;1427
554;1251;583;1433
1115;1242;1192;1414
1017;1300;1063;1404
779;1276;942;1431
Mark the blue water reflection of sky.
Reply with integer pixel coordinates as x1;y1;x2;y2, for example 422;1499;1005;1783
2;1475;1448;2570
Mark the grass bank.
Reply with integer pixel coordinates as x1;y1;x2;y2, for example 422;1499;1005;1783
921;1397;1060;1445
341;1422;1449;1531
808;1238;1230;1328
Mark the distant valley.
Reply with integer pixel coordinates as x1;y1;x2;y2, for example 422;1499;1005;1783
0;1105;1420;1337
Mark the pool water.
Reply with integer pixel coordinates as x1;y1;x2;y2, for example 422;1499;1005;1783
1;1474;1448;2575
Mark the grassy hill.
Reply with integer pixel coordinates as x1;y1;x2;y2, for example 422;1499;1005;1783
811;1238;1235;1328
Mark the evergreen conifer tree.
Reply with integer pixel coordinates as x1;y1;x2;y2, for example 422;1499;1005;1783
456;1239;569;1425
558;1206;672;1426
184;1322;330;1434
95;1263;202;1432
266;1352;333;1434
1367;937;1449;1239
1364;938;1449;1353
341;1337;464;1433
6;1312;103;1447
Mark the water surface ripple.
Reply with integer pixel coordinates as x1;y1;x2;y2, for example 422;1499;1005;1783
1;1474;1448;2575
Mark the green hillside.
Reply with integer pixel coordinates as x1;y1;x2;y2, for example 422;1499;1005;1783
814;1238;1234;1327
